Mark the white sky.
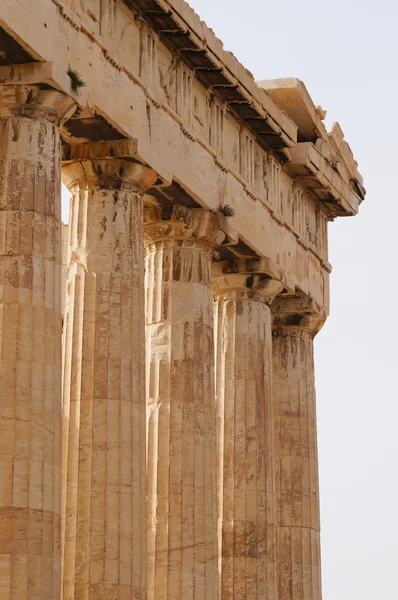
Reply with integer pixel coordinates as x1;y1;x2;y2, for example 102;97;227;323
62;1;398;596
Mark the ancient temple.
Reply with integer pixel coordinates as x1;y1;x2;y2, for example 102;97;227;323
0;1;365;598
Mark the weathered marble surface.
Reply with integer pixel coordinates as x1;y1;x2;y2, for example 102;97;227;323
0;85;73;599
213;262;283;600
145;207;229;600
272;299;324;600
0;1;365;597
61;150;157;600
0;0;365;312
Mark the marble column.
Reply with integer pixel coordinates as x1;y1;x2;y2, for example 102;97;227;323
61;141;157;600
272;296;325;600
212;260;283;600
144;206;231;600
0;85;74;599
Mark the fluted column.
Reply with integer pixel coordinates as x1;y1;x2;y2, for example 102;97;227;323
272;297;325;600
145;206;233;600
213;260;283;600
61;141;157;599
0;85;74;599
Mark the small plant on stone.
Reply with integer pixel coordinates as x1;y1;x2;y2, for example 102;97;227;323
218;203;235;218
67;68;86;94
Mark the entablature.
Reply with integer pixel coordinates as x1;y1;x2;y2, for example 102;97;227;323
286;141;361;217
0;0;365;318
259;78;365;218
122;0;297;151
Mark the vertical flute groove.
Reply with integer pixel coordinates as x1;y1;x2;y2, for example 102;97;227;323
0;84;73;598
145;208;223;600
273;329;322;600
62;183;146;599
214;293;278;600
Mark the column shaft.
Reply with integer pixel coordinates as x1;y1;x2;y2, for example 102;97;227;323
273;324;322;600
145;206;227;600
213;265;283;600
62;155;155;599
0;86;73;599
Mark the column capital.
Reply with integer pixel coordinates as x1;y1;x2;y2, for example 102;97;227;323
0;84;75;124
271;295;327;337
212;258;284;303
62;139;160;193
144;205;238;252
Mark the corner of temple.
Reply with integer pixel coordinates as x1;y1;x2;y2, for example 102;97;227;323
271;294;327;337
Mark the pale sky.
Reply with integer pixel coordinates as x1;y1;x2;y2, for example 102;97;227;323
62;1;398;597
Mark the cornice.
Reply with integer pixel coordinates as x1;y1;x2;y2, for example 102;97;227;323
122;0;297;151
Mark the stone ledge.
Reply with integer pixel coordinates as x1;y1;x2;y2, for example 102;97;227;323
286;142;361;217
123;0;297;150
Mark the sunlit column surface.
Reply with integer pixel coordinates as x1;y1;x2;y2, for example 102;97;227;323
213;260;283;600
0;85;74;599
61;142;157;599
272;296;325;600
145;206;233;600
